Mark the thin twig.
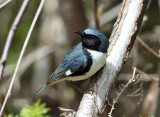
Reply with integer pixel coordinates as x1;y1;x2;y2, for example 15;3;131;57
59;107;76;117
0;0;45;116
93;0;100;29
0;0;30;81
108;67;137;117
0;0;12;9
118;73;158;81
136;68;159;82
136;36;160;60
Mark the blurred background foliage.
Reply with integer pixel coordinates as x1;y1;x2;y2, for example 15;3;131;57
0;0;159;117
4;99;51;117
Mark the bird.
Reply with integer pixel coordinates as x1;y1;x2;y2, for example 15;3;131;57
33;28;109;99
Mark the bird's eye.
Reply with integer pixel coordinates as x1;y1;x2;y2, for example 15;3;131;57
90;35;95;39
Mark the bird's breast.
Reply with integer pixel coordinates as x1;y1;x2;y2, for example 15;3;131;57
86;49;106;74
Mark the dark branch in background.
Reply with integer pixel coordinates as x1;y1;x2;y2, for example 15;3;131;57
136;36;160;60
90;3;121;28
158;0;160;9
93;0;100;29
0;0;30;81
0;0;45;116
142;81;159;116
76;0;149;116
58;0;87;47
0;0;12;9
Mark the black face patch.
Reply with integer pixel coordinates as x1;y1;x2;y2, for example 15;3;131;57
81;34;101;51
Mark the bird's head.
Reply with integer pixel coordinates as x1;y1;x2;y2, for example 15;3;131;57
75;28;109;53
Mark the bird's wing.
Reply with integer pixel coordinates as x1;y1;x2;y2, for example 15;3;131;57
46;43;90;85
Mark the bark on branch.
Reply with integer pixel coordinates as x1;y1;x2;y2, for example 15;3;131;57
76;0;149;116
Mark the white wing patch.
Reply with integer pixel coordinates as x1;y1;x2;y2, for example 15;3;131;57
65;70;72;76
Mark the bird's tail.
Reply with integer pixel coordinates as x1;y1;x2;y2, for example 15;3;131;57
32;83;47;100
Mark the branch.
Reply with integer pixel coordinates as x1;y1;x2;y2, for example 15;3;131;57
136;68;159;82
93;0;100;29
0;0;30;81
76;0;149;116
118;73;158;82
108;67;137;117
0;0;12;9
0;0;45;116
142;81;159;116
136;36;160;60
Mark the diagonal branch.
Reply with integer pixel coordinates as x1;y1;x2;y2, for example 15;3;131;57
136;36;160;60
76;0;149;116
0;0;45;116
0;0;12;9
93;0;100;29
0;0;30;81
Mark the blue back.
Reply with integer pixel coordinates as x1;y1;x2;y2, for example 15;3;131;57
47;43;92;83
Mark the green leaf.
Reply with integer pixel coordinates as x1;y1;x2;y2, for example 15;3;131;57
19;99;51;117
4;114;19;117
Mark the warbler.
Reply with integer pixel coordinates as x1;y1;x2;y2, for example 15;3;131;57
33;28;109;98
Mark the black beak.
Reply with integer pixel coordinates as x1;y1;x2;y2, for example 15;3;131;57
75;31;84;36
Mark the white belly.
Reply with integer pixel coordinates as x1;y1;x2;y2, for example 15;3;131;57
67;49;106;81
